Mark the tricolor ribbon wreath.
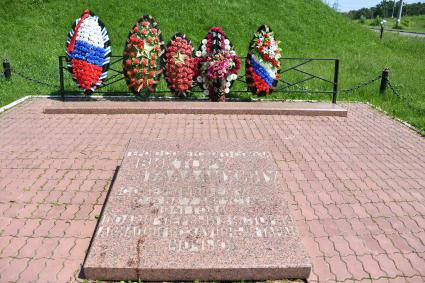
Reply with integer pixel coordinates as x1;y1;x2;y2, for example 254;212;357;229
66;9;111;94
246;25;282;96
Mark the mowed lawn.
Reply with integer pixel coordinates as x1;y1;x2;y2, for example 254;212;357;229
0;0;424;133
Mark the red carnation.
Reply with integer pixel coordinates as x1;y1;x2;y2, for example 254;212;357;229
151;28;157;34
142;59;148;66
126;71;132;76
129;52;135;57
141;68;147;74
151;53;157;60
141;29;148;36
134;26;139;32
138;42;144;48
149;71;156;77
147;37;153;44
134;59;139;65
128;44;133;49
150;61;156;67
125;59;132;65
265;41;271;47
133;68;138;74
142;21;149;27
154;46;160;52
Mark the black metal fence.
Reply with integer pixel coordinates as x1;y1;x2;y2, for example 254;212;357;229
58;55;341;103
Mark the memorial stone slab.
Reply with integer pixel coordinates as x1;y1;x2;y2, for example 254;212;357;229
83;139;311;281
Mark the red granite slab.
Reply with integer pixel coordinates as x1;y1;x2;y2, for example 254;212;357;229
83;138;311;281
43;100;347;117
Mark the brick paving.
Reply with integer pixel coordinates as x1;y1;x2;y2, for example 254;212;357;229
0;97;424;283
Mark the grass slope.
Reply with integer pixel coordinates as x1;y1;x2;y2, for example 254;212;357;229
0;0;424;132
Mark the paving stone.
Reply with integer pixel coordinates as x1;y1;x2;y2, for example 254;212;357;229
1;236;26;257
19;258;45;282
1;258;29;282
342;255;369;280
38;258;64;282
358;254;387;279
18;237;44;258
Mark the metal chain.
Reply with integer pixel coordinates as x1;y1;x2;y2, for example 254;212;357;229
339;75;382;93
387;79;400;97
387;79;425;115
12;68;58;88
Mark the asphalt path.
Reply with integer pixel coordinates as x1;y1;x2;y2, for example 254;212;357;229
370;27;425;38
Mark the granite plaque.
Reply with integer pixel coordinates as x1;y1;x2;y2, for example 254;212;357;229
83;139;311;281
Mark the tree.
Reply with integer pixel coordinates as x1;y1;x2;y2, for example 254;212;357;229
332;0;339;11
396;0;404;28
344;1;425;19
391;0;397;17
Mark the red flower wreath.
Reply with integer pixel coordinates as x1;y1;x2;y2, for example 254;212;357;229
163;33;194;97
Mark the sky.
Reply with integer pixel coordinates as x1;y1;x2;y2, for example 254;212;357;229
330;0;423;12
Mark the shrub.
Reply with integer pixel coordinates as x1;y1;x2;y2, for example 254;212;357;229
402;19;411;27
370;16;381;26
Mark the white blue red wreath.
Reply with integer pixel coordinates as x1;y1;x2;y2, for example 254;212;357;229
66;10;111;94
246;25;281;96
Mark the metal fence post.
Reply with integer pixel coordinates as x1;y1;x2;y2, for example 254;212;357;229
380;68;389;94
380;25;384;40
332;59;340;104
59;56;65;101
3;59;11;80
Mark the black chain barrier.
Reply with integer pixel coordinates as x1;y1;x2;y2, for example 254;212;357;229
11;68;58;88
340;75;382;93
386;78;425;115
387;79;400;97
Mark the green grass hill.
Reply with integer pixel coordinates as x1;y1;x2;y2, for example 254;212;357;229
0;0;424;132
